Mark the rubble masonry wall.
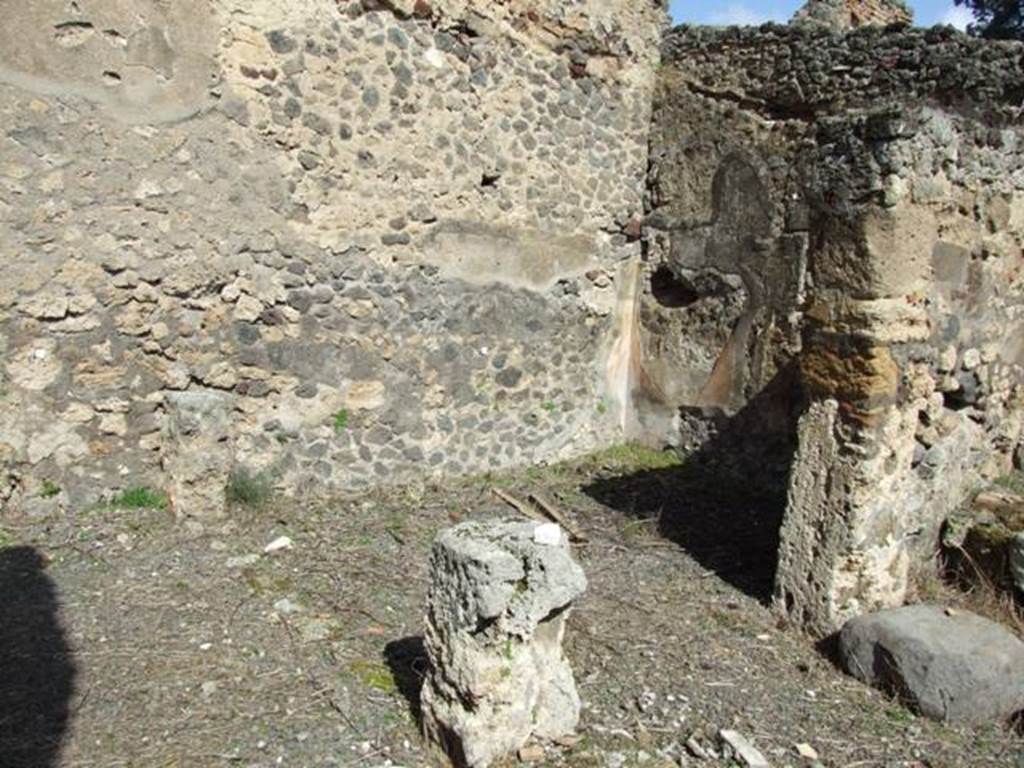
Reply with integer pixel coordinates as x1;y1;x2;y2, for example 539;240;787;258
650;24;1024;633
0;0;666;516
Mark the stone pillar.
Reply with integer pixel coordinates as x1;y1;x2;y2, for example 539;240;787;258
421;520;587;768
162;390;233;521
773;107;1024;634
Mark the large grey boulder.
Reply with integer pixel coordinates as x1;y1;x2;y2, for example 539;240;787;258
421;519;587;768
839;604;1024;724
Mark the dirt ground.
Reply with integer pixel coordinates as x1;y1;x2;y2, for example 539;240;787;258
1;445;1021;768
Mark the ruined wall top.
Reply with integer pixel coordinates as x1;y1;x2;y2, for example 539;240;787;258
662;24;1024;120
792;0;912;31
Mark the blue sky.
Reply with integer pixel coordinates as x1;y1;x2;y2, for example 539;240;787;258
670;0;973;28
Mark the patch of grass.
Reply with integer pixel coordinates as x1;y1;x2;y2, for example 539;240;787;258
226;467;274;508
909;553;1024;638
385;510;408;538
596;399;608;415
349;659;397;694
0;528;12;549
40;479;61;499
885;705;915;724
242;569;293;596
445;442;683;501
588;443;683;472
541;400;558;413
620;516;659;545
109;486;168;511
994;471;1024;496
332;408;349;433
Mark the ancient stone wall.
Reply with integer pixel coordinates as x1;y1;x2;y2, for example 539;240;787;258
0;0;667;517
4;1;1022;639
650;24;1024;634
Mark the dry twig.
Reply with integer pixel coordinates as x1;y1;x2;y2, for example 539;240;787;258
491;487;547;523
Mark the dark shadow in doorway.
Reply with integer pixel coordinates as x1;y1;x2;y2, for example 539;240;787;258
584;366;803;602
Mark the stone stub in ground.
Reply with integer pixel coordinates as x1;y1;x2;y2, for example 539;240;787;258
838;604;1024;724
421;519;587;768
162;390;233;520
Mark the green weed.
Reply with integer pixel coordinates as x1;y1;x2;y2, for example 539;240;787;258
332;409;349;432
589;443;683;472
40;480;61;499
620;516;659;545
994;471;1024;496
349;659;397;694
885;705;914;724
226;467;274;508
109;486;168;511
243;569;293;596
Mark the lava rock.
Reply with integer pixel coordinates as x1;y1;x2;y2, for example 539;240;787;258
839;604;1024;724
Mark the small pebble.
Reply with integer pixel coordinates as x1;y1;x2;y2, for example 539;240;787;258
264;536;294;553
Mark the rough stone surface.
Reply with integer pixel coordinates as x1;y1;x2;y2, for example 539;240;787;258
838;604;1024;724
943;491;1024;596
2;0;1023;644
0;0;667;512
421;519;587;768
719;730;770;768
793;0;912;30
163;390;233;520
648;24;1024;634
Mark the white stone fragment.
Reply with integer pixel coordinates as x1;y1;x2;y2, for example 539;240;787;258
533;522;563;546
273;598;302;614
795;742;819;761
424;47;447;68
719;730;770;768
263;536;293;553
961;347;981;370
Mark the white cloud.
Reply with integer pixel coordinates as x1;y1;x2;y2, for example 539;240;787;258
940;4;973;30
708;4;772;25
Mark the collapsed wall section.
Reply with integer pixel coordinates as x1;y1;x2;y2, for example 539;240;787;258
651;24;1024;634
0;0;667;517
